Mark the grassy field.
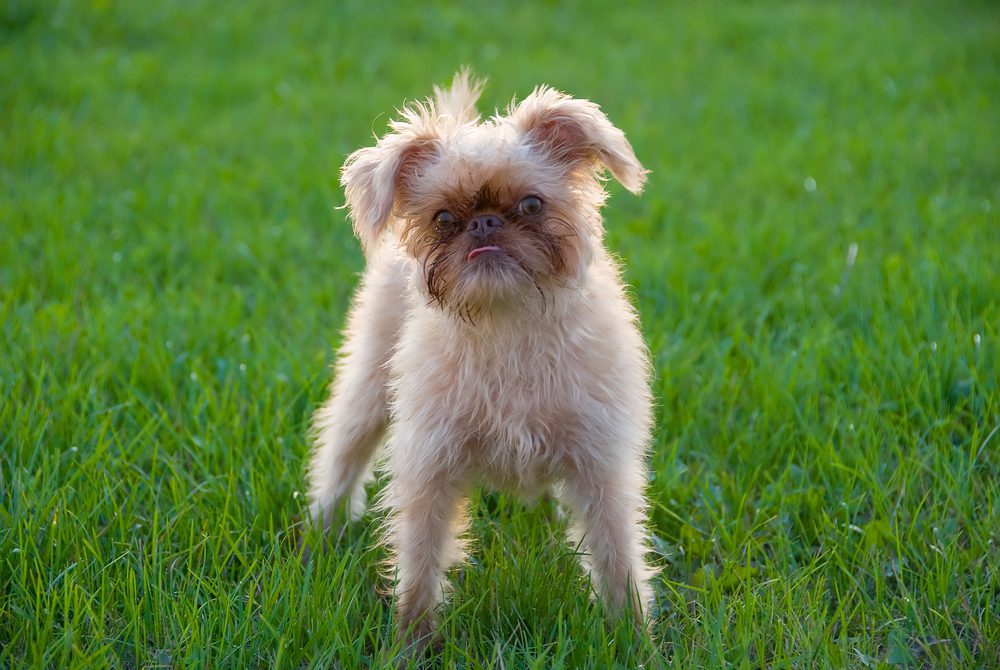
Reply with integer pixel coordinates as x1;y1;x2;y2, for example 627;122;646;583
2;0;999;667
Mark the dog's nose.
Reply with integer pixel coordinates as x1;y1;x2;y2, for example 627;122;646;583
467;214;503;238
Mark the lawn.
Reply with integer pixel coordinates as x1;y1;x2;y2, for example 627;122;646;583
2;0;998;667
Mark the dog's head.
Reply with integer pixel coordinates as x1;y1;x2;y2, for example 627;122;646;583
341;70;646;317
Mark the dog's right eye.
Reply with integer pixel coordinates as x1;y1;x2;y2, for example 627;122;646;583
433;210;456;229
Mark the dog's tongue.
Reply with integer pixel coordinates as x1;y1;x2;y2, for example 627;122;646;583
467;245;501;261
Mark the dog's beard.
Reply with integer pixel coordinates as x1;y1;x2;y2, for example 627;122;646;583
410;218;578;322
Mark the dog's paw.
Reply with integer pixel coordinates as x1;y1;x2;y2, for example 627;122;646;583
396;613;440;660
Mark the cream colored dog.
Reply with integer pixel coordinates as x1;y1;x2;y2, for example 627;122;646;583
306;71;654;643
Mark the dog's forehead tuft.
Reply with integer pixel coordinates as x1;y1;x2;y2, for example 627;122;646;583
439;122;522;163
417;127;557;200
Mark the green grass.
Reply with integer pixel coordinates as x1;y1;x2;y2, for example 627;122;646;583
2;0;998;667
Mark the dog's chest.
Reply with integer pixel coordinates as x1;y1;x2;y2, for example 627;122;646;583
393;303;631;486
447;325;596;476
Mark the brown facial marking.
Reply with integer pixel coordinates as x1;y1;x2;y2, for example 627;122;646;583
398;162;589;320
471;184;503;213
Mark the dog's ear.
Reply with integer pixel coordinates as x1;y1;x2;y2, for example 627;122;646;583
342;72;484;254
341;104;444;254
511;86;647;194
341;126;439;254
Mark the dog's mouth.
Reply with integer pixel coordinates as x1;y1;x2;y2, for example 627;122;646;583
466;245;502;261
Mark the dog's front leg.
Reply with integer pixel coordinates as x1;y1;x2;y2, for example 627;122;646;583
562;463;653;621
382;450;469;647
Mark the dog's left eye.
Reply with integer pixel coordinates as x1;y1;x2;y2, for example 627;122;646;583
518;196;544;216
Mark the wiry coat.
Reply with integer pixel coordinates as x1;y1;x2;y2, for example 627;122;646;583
306;71;655;644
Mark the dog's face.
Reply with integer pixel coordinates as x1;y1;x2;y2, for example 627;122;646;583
341;73;646;316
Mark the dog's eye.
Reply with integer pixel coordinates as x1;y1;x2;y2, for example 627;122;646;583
518;196;543;216
433;210;457;229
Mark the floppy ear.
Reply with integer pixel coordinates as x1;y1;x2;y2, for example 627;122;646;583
340;130;438;255
511;86;647;194
342;72;484;254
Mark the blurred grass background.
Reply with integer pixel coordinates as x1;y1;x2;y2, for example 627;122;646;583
2;0;998;667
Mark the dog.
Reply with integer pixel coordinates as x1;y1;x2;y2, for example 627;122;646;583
305;70;654;645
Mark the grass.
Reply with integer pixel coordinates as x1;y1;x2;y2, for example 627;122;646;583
2;0;998;667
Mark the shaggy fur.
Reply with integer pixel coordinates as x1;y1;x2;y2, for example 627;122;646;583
306;70;654;644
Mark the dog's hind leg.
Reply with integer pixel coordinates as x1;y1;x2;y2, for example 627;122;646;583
305;249;406;535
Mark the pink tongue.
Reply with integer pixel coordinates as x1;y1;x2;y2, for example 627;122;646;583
467;245;501;261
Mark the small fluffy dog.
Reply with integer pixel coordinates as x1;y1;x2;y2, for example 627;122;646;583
305;71;654;642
